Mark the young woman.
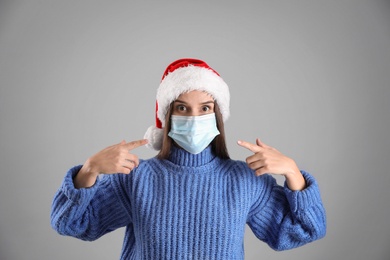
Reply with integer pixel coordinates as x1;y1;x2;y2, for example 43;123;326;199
51;58;326;259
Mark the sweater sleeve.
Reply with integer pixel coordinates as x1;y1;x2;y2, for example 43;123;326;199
247;171;326;251
50;165;132;241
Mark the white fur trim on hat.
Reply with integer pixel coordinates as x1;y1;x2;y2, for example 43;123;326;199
144;125;164;150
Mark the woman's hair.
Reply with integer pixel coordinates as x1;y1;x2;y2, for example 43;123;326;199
157;101;230;160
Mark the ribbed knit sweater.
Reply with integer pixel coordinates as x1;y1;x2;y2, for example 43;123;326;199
51;146;326;259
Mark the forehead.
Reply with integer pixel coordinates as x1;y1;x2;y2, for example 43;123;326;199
175;90;214;102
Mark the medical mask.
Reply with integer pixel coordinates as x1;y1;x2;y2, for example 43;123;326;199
168;113;220;154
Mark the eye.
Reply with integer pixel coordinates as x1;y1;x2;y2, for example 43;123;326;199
177;105;187;111
202;106;210;112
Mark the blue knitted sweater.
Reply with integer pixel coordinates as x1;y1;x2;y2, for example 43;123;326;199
51;146;326;259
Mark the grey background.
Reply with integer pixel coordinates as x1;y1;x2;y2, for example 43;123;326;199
0;1;389;259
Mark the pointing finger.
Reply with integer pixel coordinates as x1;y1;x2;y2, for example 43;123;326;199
237;140;262;153
125;139;148;150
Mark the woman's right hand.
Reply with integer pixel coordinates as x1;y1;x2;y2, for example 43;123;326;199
74;139;148;188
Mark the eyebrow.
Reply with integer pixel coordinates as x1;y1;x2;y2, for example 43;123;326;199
174;99;215;105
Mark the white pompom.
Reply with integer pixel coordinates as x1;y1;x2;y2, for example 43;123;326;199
144;125;164;150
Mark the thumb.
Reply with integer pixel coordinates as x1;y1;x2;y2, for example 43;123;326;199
256;138;269;148
256;138;265;147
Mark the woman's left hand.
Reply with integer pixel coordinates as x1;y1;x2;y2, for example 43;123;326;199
237;138;306;191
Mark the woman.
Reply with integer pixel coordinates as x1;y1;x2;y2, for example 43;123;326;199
51;58;326;259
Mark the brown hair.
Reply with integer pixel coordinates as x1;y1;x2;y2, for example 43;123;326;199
157;101;230;160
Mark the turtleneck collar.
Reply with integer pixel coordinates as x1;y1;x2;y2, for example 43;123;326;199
167;145;216;167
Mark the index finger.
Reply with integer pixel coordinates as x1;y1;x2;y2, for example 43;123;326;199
237;140;262;153
124;139;148;150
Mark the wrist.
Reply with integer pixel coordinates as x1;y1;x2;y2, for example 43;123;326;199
284;162;306;191
74;163;99;189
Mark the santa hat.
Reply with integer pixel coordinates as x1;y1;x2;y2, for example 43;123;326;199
144;58;230;150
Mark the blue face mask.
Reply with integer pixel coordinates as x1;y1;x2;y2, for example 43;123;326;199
168;113;220;154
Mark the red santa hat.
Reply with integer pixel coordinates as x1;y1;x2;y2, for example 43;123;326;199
144;58;230;150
